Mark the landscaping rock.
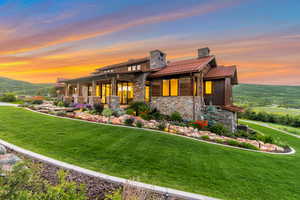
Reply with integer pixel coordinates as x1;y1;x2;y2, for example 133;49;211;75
0;145;6;155
0;153;21;165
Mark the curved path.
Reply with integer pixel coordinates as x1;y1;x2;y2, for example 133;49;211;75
239;119;300;139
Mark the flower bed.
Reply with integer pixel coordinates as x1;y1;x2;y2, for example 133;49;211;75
25;102;289;153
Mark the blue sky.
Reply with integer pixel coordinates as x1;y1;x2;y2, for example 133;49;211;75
0;0;299;85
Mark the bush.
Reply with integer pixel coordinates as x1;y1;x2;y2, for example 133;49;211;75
170;111;183;122
0;93;16;102
102;108;113;117
201;135;210;140
140;113;151;120
239;142;259;150
93;103;104;114
157;121;166;131
57;101;65;107
226;140;240;147
112;108;125;117
135;120;143;128
124;118;135;126
209;123;230;136
0;162;87;200
125;108;135;116
128;101;151;116
31;100;43;105
191;120;208;130
148;108;162;120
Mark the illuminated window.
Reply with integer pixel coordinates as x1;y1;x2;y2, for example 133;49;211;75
162;80;170;96
193;78;197;96
137;65;141;70
145;86;150;102
205;81;212;94
162;79;178;96
132;65;136;71
128;66;132;71
96;85;100;96
170;79;178;96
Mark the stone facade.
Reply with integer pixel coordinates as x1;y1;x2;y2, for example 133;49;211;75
204;107;237;132
151;96;204;120
107;95;120;110
63;96;73;104
88;96;102;105
133;73;149;102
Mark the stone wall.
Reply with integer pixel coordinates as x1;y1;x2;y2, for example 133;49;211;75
151;96;204;120
133;73;149;102
204;107;237;132
107;95;120;110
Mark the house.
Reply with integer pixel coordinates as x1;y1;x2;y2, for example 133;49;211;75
56;48;243;132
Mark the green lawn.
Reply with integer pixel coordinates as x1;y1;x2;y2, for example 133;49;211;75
263;121;300;135
0;107;300;200
252;106;300;116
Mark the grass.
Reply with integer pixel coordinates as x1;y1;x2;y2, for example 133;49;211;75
252;106;300;117
0;107;300;200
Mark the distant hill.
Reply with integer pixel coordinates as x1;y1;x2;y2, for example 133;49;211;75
233;84;300;109
0;77;53;96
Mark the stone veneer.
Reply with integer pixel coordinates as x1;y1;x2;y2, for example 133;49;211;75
88;96;102;105
151;96;204;120
204;107;237;132
107;95;120;110
133;73;149;102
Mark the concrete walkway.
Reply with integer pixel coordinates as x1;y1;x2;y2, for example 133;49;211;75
240;119;300;139
0;102;18;107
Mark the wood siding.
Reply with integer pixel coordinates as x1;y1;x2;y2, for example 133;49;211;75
179;78;193;96
204;79;225;105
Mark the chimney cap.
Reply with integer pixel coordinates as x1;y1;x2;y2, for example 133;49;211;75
198;47;210;58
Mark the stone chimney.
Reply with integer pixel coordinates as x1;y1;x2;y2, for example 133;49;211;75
150;49;166;69
198;47;210;58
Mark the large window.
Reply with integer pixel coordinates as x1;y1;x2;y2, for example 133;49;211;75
205;81;212;94
117;82;134;104
162;79;178;96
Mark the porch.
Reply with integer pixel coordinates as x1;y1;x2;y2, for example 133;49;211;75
63;73;149;108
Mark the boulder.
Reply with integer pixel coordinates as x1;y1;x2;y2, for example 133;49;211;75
0;145;6;155
0;154;21;165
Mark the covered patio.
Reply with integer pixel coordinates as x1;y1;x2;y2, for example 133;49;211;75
63;72;149;108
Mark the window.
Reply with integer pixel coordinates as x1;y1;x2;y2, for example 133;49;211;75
205;81;212;94
137;65;141;70
162;80;170;96
170;79;178;96
132;65;136;71
128;66;132;71
96;85;100;96
145;86;150;102
162;79;178;96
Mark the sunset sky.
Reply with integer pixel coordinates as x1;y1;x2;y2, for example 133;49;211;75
0;0;299;85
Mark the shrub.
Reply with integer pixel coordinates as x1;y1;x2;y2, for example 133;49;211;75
126;108;136;116
124;117;135;126
102;108;113;117
136;120;143;128
0;93;16;102
257;135;274;144
57;101;65;107
31;100;43;105
148;108;162;120
201;135;210;140
0;162;87;200
239;142;259;150
215;139;224;144
170;111;183;122
226;140;240;147
140;113;151;120
93;103;104;114
157;121;166;131
234;130;250;138
112;108;125;117
191;120;208;130
128;101;151;116
209;123;230;136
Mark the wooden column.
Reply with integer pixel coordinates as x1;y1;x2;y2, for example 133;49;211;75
224;77;232;105
76;82;81;96
111;77;117;96
91;80;96;96
65;84;70;96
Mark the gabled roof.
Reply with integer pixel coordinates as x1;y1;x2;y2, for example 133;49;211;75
95;57;149;72
222;105;244;113
204;65;238;84
150;56;215;78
